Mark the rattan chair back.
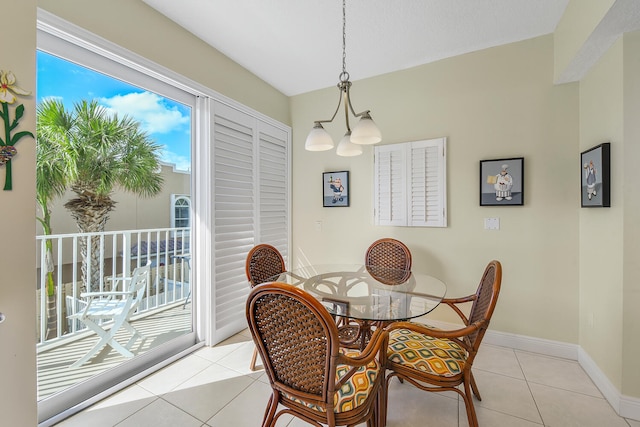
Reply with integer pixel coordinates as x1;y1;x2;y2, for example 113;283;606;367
465;260;502;350
247;283;339;401
247;282;389;426
365;238;412;285
245;244;286;287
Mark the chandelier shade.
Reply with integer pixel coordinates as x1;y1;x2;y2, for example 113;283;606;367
305;122;334;151
351;112;382;145
336;131;363;156
304;0;381;156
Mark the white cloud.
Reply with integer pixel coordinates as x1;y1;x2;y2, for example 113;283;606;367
41;95;64;103
160;147;191;172
100;92;189;134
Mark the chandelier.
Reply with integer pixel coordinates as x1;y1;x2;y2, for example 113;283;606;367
304;0;381;156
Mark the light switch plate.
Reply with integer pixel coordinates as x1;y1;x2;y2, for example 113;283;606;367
484;217;500;230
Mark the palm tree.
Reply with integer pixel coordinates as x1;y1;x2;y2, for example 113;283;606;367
36;100;72;338
36;99;163;292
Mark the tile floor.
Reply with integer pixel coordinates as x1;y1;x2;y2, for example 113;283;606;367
55;329;640;427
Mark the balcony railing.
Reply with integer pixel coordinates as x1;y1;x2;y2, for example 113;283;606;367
36;227;191;349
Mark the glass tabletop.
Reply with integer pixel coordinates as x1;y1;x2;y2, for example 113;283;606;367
268;264;446;322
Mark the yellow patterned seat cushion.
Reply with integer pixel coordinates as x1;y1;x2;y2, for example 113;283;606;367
282;349;380;413
387;328;467;377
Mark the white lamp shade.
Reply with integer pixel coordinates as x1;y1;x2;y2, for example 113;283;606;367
351;115;381;145
305;123;334;151
336;132;363;157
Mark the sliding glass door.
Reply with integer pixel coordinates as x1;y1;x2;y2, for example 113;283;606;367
36;31;197;422
36;9;291;424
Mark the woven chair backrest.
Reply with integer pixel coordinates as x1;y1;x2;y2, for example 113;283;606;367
365;238;412;285
465;260;502;350
246;244;286;287
247;283;338;402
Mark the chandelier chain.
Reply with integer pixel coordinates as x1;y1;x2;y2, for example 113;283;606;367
305;0;380;155
342;0;347;76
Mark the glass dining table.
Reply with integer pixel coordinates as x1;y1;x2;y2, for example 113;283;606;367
268;264;447;349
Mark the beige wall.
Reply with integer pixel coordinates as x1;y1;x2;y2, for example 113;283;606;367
579;37;625;392
554;0;616;81
38;0;291;126
0;1;38;425
291;35;581;343
577;29;640;399
621;31;640;397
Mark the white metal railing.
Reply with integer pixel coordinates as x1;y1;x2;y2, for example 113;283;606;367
36;227;191;348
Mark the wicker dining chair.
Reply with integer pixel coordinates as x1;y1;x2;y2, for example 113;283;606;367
365;238;412;285
246;243;286;287
245;243;286;371
246;282;389;427
383;260;502;427
338;238;413;349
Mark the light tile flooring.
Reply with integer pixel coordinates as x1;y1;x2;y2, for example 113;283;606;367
55;329;640;427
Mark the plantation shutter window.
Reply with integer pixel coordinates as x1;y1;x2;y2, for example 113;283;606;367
374;137;447;227
374;144;406;226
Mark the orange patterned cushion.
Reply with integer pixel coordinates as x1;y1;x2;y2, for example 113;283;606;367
387;328;467;376
283;349;380;413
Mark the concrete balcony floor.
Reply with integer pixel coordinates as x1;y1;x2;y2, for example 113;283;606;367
37;303;192;401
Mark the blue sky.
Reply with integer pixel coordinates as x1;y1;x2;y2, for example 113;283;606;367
36;50;192;171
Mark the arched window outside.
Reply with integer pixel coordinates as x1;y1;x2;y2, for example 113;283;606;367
171;194;191;229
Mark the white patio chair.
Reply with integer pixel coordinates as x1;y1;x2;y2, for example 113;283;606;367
69;261;151;368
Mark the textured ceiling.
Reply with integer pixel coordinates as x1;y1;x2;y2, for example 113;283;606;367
142;0;570;96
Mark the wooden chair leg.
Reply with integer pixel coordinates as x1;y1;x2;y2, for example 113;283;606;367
470;371;482;401
250;346;258;371
378;382;385;427
463;378;479;427
263;393;278;427
381;375;393;427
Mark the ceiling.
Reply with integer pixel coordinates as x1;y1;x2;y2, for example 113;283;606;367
142;0;570;96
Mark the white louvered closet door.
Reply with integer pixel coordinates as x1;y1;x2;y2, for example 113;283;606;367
258;121;289;264
212;102;256;340
211;101;290;342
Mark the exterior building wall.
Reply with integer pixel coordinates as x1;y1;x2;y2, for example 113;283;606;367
38;163;191;235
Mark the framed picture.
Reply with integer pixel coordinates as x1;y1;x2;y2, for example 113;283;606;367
323;171;349;207
480;157;524;206
581;142;610;207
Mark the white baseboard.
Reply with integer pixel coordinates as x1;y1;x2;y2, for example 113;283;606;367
577;347;621;415
483;328;580;360
422;319;580;360
621;395;640;422
578;347;640;421
420;319;640;421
